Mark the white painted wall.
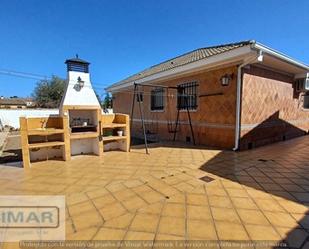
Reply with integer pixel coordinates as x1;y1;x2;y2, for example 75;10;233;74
60;71;101;108
104;140;127;151
0;108;113;129
70;138;99;155
0;109;59;129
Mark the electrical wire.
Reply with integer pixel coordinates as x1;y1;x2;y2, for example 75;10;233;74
0;68;109;90
0;68;52;80
0;68;196;97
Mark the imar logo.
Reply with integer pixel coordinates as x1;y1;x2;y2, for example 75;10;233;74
0;206;59;228
0;196;65;241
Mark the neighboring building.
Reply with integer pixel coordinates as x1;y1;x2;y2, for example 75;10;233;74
0;97;36;109
23;98;36;108
106;40;309;150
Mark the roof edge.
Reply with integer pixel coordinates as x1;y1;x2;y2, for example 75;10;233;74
106;41;309;92
251;41;309;70
106;45;254;92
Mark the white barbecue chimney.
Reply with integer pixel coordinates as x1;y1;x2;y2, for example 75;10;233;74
59;56;103;157
60;55;100;110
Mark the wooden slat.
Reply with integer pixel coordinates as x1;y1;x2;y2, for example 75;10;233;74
28;141;65;149
103;136;127;142
70;132;99;140
102;123;127;129
27;128;64;136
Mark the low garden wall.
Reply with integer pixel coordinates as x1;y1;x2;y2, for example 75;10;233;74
0;108;113;129
0;109;59;129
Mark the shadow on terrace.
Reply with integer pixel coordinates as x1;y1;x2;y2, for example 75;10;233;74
200;113;309;248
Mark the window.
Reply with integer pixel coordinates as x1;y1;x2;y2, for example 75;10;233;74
137;92;143;102
304;93;309;109
177;82;198;110
151;88;164;111
295;79;304;92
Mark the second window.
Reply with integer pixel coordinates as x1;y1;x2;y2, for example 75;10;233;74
177;82;198;110
151;87;164;111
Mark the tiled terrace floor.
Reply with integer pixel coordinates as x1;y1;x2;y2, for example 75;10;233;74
1;136;309;248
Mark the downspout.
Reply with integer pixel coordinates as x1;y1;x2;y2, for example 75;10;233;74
233;50;263;151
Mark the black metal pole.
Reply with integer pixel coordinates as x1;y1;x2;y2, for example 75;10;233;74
173;107;180;141
185;95;196;145
173;87;182;141
137;86;149;154
129;83;137;152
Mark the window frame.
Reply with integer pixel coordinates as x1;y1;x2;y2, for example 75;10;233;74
177;81;198;110
295;78;305;92
136;92;143;103
150;87;165;111
303;93;309;109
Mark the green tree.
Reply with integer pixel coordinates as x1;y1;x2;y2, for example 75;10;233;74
102;92;112;109
32;76;65;108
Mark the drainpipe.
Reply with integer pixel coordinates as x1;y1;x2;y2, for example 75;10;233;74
233;50;263;151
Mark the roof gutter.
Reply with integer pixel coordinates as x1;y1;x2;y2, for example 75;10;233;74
233;50;263;151
252;42;309;70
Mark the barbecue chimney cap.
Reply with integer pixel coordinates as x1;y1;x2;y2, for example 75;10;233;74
65;54;90;73
65;54;90;65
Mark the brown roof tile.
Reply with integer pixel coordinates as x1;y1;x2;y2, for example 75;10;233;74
0;98;27;106
108;40;253;89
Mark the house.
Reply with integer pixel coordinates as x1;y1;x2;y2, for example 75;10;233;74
23;98;36;108
0;97;36;109
0;97;27;109
106;40;309;150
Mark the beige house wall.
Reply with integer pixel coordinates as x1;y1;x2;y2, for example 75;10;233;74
113;66;238;149
240;65;309;149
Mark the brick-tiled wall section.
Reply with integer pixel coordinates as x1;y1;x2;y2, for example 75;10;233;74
113;66;238;149
240;66;309;150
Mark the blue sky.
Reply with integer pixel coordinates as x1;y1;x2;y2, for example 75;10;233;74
0;0;308;98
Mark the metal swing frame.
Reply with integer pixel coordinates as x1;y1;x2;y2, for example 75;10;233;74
130;82;195;154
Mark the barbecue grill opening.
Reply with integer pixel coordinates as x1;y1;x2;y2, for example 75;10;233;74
69;109;98;133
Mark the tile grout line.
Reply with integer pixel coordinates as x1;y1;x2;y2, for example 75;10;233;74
60;175;85;195
275;159;309;182
65;203;77;234
104;183;132;214
117;210;138;249
85;192;106;224
220;180;256;249
145;180;181;201
88;226;104;248
256;161;309;194
126;181;162;206
271;193;309;231
299;236;309;249
241;182;288;244
79;192;109;248
151;199;167;249
204;184;222;249
244;163;309;232
184;192;188;246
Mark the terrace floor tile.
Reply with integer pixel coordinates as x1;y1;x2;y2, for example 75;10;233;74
1;136;309;247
